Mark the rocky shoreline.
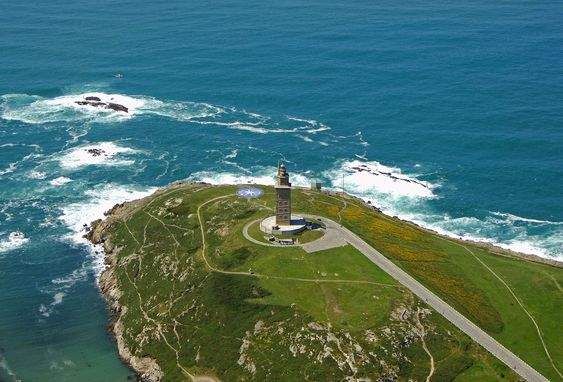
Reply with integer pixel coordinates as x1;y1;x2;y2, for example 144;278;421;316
87;201;164;382
85;182;561;381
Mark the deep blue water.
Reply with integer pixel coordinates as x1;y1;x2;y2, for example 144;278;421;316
1;1;562;380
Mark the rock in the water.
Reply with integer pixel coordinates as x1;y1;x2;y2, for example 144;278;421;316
74;99;129;113
106;102;129;113
87;148;105;157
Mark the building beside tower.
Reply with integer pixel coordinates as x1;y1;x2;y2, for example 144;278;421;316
275;163;292;225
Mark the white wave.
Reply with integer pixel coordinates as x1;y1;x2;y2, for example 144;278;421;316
491;211;563;226
44;92;144;114
0;162;17;176
0;231;29;253
58;183;157;278
221;160;252;174
38;292;66;318
323;160;436;199
1;92;333;143
1;93;133;124
416;214;560;259
51;265;88;287
26;170;47;179
287;116;331;133
139;97;222;121
296;134;331;146
0;143;42;150
38;261;89;318
58;141;138;169
355;153;367;160
190;166;310;188
193;120;299;134
191;170;277;186
287;116;318;124
224;149;238;159
297;135;314;143
49;176;72;186
1;92;222;124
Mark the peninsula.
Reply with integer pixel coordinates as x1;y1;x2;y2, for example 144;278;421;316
87;166;562;381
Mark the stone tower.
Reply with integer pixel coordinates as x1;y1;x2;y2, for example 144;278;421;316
275;163;291;225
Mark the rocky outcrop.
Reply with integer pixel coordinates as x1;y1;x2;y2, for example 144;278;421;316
75;97;129;113
107;102;129;113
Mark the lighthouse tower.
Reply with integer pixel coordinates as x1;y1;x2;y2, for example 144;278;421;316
275;163;292;225
259;163;306;236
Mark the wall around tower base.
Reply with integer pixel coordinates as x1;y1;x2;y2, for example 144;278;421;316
260;215;307;236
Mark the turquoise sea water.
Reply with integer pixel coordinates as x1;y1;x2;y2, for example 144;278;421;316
1;1;562;380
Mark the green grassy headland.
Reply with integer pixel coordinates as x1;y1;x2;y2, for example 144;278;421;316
89;183;561;381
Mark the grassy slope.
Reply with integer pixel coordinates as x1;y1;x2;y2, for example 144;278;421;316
98;184;529;381
291;188;562;381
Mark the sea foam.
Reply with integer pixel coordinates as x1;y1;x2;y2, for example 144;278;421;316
323;160;436;199
190;166;311;188
0;231;29;254
49;176;72;186
58;183;157;277
58;142;138;169
0;92;334;140
0;92;221;124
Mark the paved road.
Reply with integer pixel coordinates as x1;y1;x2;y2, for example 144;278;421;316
305;215;548;382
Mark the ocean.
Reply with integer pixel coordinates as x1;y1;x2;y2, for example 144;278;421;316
0;0;561;380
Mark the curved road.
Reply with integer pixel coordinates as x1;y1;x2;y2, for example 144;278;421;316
244;214;547;382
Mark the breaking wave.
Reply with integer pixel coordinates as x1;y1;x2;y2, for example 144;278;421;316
322;160;436;199
49;176;73;186
490;212;563;226
0;91;333;139
0;231;29;254
190;166;311;188
57;141;139;169
58;183;157;278
0;92;220;124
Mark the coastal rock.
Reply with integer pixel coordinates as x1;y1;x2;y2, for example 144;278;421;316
85;218;105;244
87;148;105;157
107;102;129;113
74;97;129;113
